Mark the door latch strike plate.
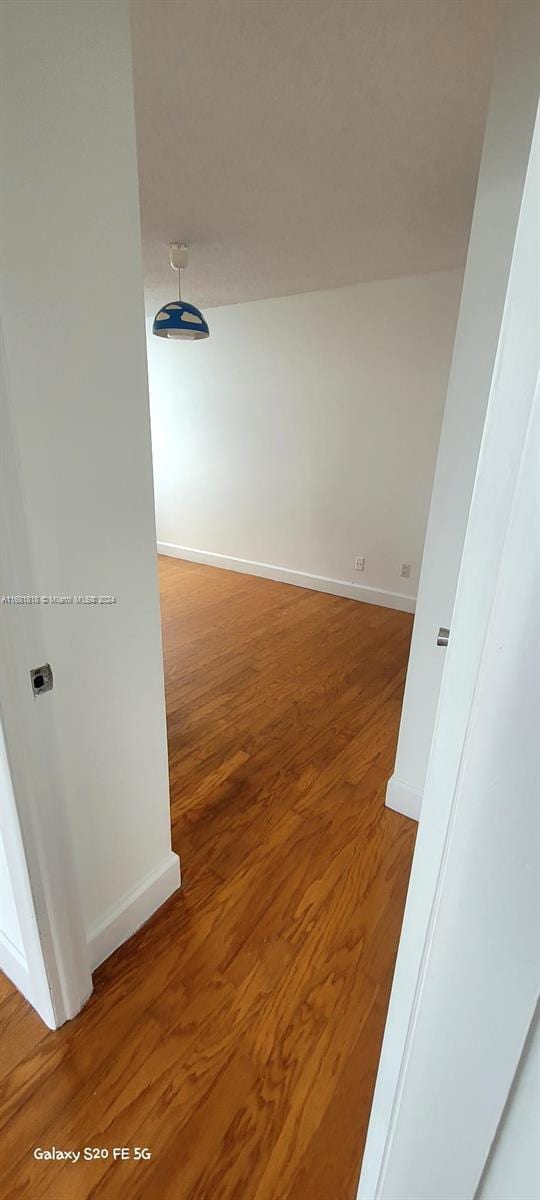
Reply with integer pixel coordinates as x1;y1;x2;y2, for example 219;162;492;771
30;663;53;697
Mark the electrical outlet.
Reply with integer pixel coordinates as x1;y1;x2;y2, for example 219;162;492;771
400;563;411;579
354;556;366;572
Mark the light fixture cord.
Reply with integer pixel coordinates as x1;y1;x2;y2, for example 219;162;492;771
178;268;182;303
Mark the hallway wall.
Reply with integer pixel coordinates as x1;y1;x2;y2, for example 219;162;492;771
386;0;540;820
0;0;179;962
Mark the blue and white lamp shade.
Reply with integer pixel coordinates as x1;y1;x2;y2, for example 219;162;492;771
152;300;209;340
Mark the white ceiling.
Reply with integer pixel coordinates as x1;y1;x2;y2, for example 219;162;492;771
130;0;502;311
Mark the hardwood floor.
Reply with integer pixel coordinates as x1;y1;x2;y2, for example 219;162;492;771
0;557;416;1199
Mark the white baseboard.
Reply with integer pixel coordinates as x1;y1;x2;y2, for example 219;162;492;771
87;851;181;971
157;542;416;614
386;774;422;821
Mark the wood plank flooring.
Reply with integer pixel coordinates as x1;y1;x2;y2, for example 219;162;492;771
0;557;416;1199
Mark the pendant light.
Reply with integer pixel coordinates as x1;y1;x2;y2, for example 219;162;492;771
152;243;210;340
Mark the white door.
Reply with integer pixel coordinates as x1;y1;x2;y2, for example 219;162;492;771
358;106;540;1199
0;719;57;1026
0;326;92;1029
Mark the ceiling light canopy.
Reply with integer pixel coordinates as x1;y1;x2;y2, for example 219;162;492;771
152;243;209;340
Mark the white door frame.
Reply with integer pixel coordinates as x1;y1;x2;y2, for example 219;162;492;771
0;324;92;1028
358;105;539;1199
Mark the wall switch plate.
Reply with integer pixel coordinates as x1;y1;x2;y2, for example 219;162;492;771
400;563;411;579
354;556;366;571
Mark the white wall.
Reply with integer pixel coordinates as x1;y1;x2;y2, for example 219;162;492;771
386;0;540;820
0;0;179;967
147;271;462;611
